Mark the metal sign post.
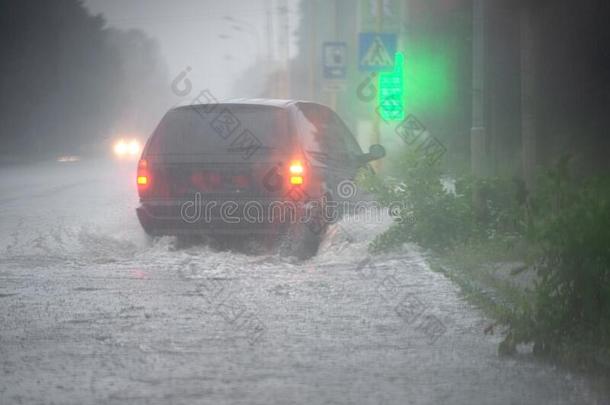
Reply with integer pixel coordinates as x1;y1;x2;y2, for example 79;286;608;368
322;41;348;93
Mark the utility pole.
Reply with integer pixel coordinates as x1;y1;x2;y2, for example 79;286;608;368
265;0;277;97
471;0;487;179
372;0;383;171
471;0;488;218
309;0;317;101
329;0;338;110
265;0;274;64
277;0;290;98
520;3;536;192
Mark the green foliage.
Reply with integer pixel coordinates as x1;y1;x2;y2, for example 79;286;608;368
513;165;610;364
365;149;610;367
361;149;523;253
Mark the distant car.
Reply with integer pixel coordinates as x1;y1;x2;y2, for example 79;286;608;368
136;99;385;258
113;138;142;159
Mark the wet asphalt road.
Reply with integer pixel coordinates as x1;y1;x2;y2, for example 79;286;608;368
0;159;606;404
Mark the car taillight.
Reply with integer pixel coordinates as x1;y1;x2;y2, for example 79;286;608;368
208;172;222;190
137;159;150;190
189;171;226;191
289;160;304;185
233;175;250;189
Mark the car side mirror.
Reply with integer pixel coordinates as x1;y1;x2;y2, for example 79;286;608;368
358;144;386;165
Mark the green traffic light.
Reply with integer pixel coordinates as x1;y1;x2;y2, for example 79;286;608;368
378;52;405;121
375;43;455;121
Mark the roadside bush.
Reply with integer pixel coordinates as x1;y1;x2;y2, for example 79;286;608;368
364;149;610;366
511;165;610;365
361;149;523;253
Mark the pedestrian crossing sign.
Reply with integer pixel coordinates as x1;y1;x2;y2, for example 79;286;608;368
358;32;397;72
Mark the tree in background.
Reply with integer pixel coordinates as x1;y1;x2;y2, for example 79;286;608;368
0;0;169;158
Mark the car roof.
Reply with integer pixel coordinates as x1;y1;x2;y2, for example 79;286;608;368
223;98;298;108
172;98;330;112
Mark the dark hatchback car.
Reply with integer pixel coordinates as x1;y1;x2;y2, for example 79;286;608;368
136;99;385;258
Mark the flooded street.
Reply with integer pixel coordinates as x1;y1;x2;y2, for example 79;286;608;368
0;160;603;404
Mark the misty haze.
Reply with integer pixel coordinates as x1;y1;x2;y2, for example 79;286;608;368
1;1;610;404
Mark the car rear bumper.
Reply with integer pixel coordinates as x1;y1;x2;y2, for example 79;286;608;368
136;197;320;236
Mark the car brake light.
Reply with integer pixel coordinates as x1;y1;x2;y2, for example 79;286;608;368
289;161;303;174
233;175;249;189
289;160;304;185
137;159;150;189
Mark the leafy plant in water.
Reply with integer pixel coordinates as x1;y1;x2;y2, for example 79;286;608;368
362;149;524;253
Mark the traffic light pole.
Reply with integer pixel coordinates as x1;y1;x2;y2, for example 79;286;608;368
372;0;383;171
471;0;488;218
309;0;317;101
330;0;338;110
471;0;487;178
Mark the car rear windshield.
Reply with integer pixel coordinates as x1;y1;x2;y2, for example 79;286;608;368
146;104;290;157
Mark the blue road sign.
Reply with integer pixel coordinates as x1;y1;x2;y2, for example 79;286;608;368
323;42;348;80
358;32;397;72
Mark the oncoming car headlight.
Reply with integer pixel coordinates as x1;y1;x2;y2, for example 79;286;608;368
113;139;141;158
